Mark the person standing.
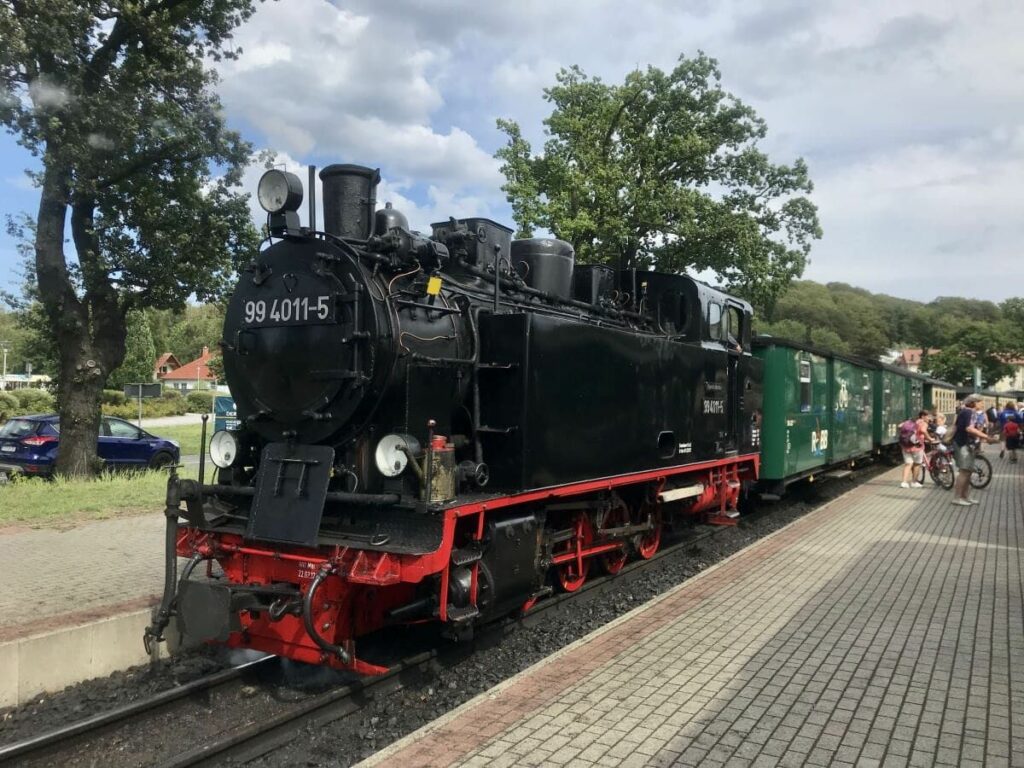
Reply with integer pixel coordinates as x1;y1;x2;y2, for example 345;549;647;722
952;395;997;506
999;401;1021;462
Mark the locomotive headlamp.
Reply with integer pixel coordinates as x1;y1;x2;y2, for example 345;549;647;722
257;169;303;214
374;433;421;478
209;429;241;469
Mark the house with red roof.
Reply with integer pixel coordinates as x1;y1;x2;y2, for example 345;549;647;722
153;352;181;381
158;346;218;392
893;348;940;372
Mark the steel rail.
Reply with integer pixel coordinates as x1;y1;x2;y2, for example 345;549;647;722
0;656;273;765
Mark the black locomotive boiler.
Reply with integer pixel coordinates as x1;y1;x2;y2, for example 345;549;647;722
146;164;764;673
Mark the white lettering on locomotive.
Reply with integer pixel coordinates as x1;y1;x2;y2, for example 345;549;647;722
243;295;331;326
703;399;725;415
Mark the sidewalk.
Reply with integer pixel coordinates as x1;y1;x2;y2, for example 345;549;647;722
362;462;1023;768
0;514;169;643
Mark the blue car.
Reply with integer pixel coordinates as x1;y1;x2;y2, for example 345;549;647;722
0;414;180;480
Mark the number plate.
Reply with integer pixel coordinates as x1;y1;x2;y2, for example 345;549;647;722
1;445;16;453
241;295;335;328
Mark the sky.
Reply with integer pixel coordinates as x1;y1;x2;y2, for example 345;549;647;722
1;0;1022;304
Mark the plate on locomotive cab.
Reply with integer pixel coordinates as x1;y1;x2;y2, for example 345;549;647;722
247;443;335;547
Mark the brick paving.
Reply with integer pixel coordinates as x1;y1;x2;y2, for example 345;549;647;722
361;460;1024;768
0;515;169;641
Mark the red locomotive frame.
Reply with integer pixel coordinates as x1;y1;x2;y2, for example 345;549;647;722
174;452;759;674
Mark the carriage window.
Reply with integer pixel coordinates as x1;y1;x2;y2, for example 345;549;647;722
658;291;688;336
707;302;723;341
799;360;812;412
862;373;871;408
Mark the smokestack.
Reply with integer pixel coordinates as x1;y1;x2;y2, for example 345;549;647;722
318;164;380;240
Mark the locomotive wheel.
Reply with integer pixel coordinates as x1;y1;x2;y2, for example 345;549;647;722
599;497;629;575
555;512;594;592
634;501;662;560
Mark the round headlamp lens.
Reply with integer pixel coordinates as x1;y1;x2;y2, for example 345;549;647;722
257;169;303;214
210;430;240;469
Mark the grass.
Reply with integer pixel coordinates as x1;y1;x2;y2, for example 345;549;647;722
0;467;196;526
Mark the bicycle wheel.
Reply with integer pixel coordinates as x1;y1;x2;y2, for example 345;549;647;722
930;454;955;490
970;454;992;489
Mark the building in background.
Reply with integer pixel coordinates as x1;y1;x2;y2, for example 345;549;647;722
893;348;940;372
157;346;217;392
153;352;181;381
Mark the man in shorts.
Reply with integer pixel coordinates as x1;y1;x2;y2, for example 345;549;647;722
952;395;997;506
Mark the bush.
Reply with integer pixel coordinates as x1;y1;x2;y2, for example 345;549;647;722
0;391;19;417
186;390;217;413
101;389;128;406
11;388;55;414
102;395;190;419
161;388;183;401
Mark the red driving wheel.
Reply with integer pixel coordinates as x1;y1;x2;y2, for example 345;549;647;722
555;512;594;592
634;501;662;560
600;496;629;575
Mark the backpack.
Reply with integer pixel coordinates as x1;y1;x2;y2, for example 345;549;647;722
898;419;919;447
1005;420;1020;439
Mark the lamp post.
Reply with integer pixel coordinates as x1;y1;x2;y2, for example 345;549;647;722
0;341;9;391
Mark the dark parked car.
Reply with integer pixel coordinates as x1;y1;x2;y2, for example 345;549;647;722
0;414;180;480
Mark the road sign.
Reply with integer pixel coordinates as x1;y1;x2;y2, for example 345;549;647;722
214;395;239;432
124;383;163;399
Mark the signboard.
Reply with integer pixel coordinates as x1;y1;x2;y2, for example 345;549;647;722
124;383;163;399
214;395;239;432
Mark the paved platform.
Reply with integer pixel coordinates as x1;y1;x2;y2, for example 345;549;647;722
362;462;1024;768
0;514;172;707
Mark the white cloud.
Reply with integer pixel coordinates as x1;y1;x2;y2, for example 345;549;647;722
215;0;1024;302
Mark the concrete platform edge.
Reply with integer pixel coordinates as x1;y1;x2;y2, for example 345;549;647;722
356;482;862;768
0;608;171;708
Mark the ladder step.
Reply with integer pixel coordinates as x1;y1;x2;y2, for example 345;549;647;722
451;544;484;566
447;604;480;623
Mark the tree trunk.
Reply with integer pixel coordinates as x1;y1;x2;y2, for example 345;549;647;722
34;158;116;477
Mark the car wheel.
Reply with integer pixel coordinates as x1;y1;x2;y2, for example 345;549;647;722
149;451;175;470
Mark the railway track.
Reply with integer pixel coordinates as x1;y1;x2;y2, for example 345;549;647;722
0;473;866;767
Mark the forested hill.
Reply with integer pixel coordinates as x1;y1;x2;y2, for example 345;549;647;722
754;281;1024;386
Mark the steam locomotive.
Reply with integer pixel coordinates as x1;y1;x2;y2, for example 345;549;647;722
145;164;763;674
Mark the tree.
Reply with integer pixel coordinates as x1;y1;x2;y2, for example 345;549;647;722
166;303;224;363
1;1;260;475
108;309;155;389
495;53;822;312
926;323;1020;387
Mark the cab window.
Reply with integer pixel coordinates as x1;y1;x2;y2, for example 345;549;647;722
658;291;689;336
725;306;744;349
707;302;723;341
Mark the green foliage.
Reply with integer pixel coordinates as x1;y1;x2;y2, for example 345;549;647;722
0;0;261;475
164;304;224;363
495;53;821;312
0;392;18;415
927;322;1021;387
186;389;217;412
766;281;889;358
108;309;156;389
10;387;55;413
102;396;188;419
161;388;183;401
100;389;127;405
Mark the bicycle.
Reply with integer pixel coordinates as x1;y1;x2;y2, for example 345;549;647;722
922;444;955;489
928;443;992;489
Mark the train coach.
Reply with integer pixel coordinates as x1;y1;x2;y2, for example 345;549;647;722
753;337;958;494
